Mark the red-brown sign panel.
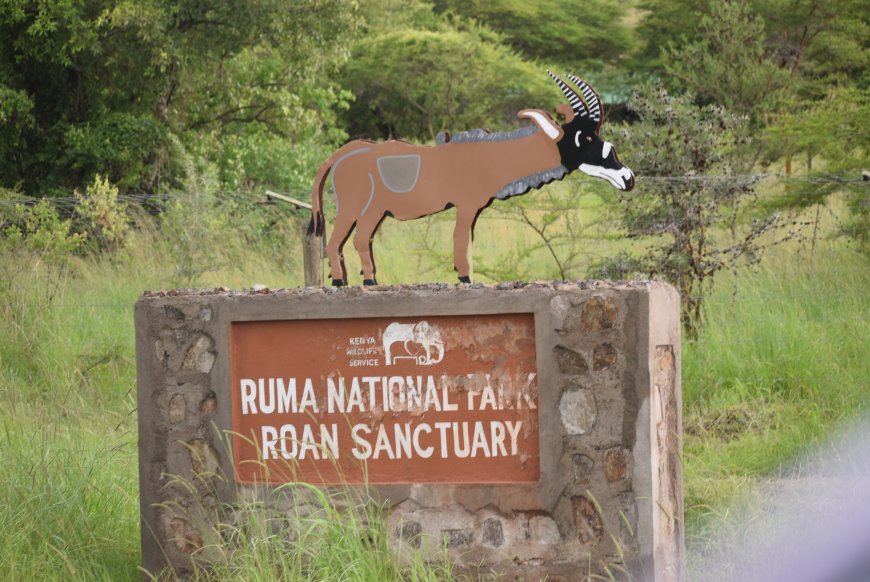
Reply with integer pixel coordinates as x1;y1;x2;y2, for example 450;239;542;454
230;314;539;485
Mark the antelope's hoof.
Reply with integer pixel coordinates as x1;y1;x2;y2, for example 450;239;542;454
458;276;472;284
363;278;378;286
332;279;346;287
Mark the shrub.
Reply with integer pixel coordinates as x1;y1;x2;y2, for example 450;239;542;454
75;175;130;254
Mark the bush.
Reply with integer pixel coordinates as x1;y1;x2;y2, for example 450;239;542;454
161;154;234;287
74;175;130;254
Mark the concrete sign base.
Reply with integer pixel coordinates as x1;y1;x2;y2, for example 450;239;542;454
135;282;683;581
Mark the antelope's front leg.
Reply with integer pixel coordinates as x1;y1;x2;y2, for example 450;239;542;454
354;212;383;285
453;207;476;284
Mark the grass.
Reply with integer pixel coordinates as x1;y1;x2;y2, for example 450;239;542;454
682;240;870;575
171;476;453;581
0;199;868;579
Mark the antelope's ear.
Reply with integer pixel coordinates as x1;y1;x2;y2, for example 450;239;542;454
518;109;563;141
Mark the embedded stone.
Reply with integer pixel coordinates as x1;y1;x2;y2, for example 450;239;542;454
604;446;632;482
199;391;217;415
187;438;220;475
593;343;618;371
169;517;203;553
529;516;561;544
581;296;618;333
481;518;504;547
396;521;422;548
164;305;185;320
572;496;603;544
554;346;588;374
573;454;595;484
441;529;474;548
182;334;215;373
559;389;597;435
443;528;474;548
168;394;186;423
198;306;212;322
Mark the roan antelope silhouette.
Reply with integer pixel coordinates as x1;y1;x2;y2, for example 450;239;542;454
309;71;634;286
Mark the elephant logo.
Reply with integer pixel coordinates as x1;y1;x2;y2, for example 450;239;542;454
382;321;444;366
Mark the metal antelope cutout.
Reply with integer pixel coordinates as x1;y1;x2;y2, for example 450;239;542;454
309;71;635;286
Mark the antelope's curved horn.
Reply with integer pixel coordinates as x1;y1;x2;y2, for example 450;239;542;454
566;74;602;128
547;70;589;118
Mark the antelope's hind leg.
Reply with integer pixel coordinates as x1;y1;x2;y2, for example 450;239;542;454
326;212;356;286
354;212;385;286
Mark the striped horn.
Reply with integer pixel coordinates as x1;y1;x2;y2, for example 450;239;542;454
547;70;589;118
566;73;602;128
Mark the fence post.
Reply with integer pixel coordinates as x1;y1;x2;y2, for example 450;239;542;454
302;231;323;287
265;190;323;287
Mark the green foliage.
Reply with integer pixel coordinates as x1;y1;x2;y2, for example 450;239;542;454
479;183;616;281
763;87;870;251
358;0;449;32
343;25;555;140
160;153;232;287
0;197;85;357
169;477;454;581
663;2;789;127
754;0;870;92
74;174;130;254
1;199;85;263
637;0;870;89
433;0;635;68
682;242;870;580
63;113;168;192
595;84;791;337
0;0;359;196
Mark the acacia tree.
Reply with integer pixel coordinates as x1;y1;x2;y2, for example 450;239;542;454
663;2;790;130
764;87;870;252
592;85;797;338
638;0;870;85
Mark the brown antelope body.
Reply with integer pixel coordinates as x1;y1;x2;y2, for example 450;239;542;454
309;72;635;286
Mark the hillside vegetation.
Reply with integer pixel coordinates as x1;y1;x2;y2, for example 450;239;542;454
1;0;868;579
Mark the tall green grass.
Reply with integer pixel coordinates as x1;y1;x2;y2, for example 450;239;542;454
1;204;868;579
682;240;870;549
0;229;453;580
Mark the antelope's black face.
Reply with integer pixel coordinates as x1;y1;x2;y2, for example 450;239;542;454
546;70;635;192
557;117;635;191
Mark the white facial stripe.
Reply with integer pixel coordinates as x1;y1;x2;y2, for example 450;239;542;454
575;131;581;148
602;141;612;158
578;163;634;190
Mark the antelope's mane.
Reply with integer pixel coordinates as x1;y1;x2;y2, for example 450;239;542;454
435;124;538;145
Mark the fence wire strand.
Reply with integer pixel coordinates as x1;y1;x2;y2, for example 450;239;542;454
0;172;866;209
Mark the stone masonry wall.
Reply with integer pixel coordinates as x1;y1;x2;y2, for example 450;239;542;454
136;282;683;580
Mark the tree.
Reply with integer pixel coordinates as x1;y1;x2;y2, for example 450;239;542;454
432;0;635;69
663;2;790;129
592;85;795;338
637;0;870;96
342;24;555;141
763;87;870;252
0;0;360;196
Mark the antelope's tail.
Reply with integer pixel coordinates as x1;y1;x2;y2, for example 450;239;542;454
308;157;330;236
308;141;369;236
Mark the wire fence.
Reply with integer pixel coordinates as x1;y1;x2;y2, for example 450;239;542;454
0;171;866;210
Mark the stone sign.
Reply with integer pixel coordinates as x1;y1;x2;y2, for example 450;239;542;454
136;282;684;581
231;314;540;484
